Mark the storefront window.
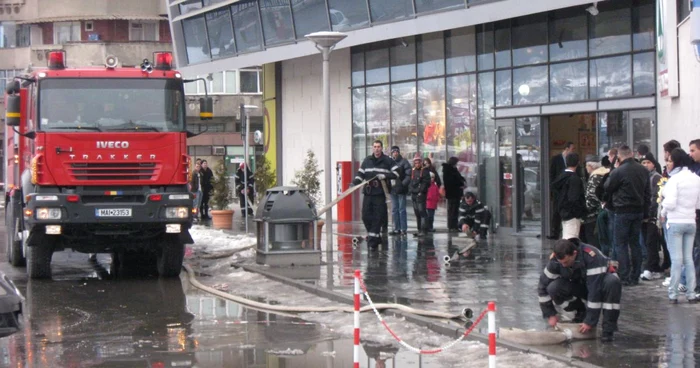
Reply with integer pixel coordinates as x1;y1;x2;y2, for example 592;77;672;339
352;51;364;87
513;66;548;104
365;47;390;85
633;52;655;96
477;24;494;71
633;0;655;51
496;70;512;106
512;14;547;66
328;0;370;31
598;111;628;157
391;36;416;82
391;82;418;157
446;27;477;75
589;1;632;57
206;8;236;59
353;88;367;162
549;9;587;62
418;78;446;166
478;71;495;200
447;74;478;191
260;0;295;46
550;61;588;102
366;86;390;149
590;55;632;99
291;0;330;39
494;20;511;69
417;32;445;78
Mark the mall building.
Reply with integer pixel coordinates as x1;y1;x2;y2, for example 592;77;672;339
166;0;698;236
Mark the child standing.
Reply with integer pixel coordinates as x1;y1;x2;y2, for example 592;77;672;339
426;172;440;232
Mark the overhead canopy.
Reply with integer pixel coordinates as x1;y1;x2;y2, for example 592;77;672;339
18;15;167;24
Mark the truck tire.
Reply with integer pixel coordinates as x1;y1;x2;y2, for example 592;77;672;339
6;206;26;267
27;241;53;279
157;236;184;278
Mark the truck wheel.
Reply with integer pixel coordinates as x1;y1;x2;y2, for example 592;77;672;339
6;207;26;267
157;236;184;278
27;242;53;279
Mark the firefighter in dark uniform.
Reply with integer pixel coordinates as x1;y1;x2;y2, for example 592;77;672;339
458;192;490;239
538;239;622;342
353;140;399;248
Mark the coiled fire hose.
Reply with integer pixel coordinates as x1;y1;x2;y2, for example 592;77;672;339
183;263;472;321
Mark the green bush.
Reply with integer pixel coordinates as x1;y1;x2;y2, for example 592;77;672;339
210;159;233;210
291;149;322;206
254;154;277;201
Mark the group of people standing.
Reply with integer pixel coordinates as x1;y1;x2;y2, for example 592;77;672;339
550;139;700;303
354;141;490;248
189;159;256;220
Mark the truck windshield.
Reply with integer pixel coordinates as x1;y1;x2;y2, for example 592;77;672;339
38;78;185;132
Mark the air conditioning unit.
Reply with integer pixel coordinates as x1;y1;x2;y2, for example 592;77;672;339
88;33;101;41
212;146;225;156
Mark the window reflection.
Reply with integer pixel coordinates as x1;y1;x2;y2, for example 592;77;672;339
590;55;632;99
494;20;511;69
203;0;227;6
291;0;330;39
352;52;364;87
550;61;588;102
391;36;416;82
418;78;446;165
231;2;263;53
353;88;367;162
589;1;632;57
328;0;370;31
391;82;418;157
260;0;295;46
549;9;587;62
369;0;414;23
179;0;202;15
633;52;654;96
477;72;495;199
206;8;235;59
447;75;478;192
513;66;548;104
633;0;655;51
414;0;464;14
366;86;390;149
183;16;211;64
512;14;547;66
365;47;390;85
598;111;628;157
477;24;494;70
496;70;512;106
417;32;445;78
446;27;476;75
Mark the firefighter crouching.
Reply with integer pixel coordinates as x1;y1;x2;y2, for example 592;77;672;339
353;140;399;248
538;239;622;342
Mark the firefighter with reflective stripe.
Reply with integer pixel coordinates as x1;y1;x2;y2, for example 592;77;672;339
537;238;622;342
458;192;489;239
353;140;399;248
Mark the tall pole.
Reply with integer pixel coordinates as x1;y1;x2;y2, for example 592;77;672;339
321;46;333;249
240;103;249;234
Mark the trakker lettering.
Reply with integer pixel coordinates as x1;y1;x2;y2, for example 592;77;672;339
96;141;129;149
68;154;156;160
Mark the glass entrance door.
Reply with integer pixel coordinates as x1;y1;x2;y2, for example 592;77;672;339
495;117;543;234
630;110;655;156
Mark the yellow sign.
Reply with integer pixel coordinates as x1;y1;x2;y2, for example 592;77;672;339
263;63;277;172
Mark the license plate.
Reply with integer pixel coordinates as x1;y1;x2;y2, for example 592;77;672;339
95;208;132;217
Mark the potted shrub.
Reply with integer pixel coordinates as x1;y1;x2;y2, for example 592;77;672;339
209;159;234;229
254;154;277;202
291;149;324;246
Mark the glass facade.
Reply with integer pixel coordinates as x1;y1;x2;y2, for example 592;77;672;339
350;0;654;195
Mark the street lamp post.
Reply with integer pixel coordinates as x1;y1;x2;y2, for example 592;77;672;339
306;31;347;249
240;104;258;235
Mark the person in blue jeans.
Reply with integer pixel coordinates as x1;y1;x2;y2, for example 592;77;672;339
604;145;650;286
389;146;412;236
660;148;700;303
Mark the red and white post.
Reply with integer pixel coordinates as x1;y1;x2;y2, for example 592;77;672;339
488;301;496;368
353;270;361;368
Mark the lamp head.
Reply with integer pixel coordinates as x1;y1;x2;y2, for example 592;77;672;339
305;31;347;48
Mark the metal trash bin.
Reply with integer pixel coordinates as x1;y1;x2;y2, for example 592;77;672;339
0;272;23;338
255;186;321;266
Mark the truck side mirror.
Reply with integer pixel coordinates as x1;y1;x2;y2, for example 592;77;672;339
199;97;213;120
5;80;19;95
5;94;21;127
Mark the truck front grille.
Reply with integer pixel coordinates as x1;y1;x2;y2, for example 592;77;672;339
68;162;159;181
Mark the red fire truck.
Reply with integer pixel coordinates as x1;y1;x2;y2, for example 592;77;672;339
3;51;211;279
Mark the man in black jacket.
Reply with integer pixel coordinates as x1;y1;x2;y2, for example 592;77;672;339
199;160;214;219
548;142;575;239
389;146;412;236
235;163;255;216
552;153;586;240
442;157;466;232
353;140;400;248
538;239;622;342
604;145;650;286
408;154;431;237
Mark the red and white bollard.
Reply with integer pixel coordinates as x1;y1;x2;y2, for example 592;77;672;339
488;301;496;368
354;270;361;368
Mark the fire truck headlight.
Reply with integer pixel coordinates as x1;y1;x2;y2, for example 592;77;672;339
166;207;189;219
36;208;62;220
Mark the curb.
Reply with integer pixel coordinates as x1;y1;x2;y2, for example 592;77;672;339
235;262;601;368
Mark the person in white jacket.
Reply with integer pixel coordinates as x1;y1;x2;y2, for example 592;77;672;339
660;148;700;304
